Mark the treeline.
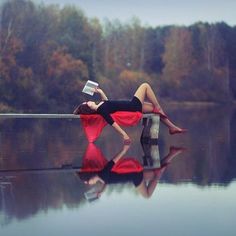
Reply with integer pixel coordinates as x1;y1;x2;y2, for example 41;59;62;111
1;0;236;112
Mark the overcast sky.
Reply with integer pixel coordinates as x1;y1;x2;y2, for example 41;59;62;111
31;0;236;26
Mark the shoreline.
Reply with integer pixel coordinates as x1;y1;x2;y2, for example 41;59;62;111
165;101;218;106
0;101;236;113
161;100;236;111
163;100;236;106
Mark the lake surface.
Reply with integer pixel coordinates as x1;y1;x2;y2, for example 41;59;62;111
0;105;236;236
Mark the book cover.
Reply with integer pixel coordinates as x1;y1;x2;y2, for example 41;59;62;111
82;80;99;96
84;187;99;202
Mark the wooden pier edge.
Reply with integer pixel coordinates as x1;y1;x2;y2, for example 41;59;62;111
0;113;156;118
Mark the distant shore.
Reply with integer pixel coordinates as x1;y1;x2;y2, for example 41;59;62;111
162;100;236;110
0;100;236;113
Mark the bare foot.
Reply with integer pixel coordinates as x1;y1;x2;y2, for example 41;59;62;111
169;146;187;154
169;127;188;135
161;146;187;165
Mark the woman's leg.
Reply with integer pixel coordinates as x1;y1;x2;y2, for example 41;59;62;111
134;83;162;110
136;165;167;198
134;83;186;133
136;179;158;198
136;146;186;198
161;146;186;165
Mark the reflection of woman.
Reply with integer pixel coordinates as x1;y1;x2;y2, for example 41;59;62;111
78;144;185;199
74;83;187;143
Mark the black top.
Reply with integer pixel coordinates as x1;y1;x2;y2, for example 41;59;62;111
98;160;143;187
97;96;142;125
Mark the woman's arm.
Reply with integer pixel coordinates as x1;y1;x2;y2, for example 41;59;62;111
112;122;130;142
95;88;108;101
112;144;131;163
97;107;131;142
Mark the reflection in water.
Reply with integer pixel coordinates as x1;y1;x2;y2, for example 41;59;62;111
0;105;236;234
0;139;184;225
77;143;185;200
0;172;87;226
158;104;236;186
1;106;236;187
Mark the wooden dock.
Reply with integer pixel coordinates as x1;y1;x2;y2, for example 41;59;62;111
0;113;155;119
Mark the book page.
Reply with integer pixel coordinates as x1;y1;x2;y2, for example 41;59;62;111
82;80;99;96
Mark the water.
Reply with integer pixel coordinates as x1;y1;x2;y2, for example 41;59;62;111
0;105;236;236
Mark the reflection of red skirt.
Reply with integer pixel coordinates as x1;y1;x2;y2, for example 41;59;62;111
80;143;143;174
80;111;143;142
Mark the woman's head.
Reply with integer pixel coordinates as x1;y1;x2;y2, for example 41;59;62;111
73;101;97;115
76;172;100;185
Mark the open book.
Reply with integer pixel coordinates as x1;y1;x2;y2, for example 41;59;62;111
84;188;99;202
82;80;99;96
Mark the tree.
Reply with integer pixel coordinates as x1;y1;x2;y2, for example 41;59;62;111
143;27;167;74
46;48;88;112
162;27;195;88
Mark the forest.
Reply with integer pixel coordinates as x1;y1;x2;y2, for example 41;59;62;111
1;0;236;113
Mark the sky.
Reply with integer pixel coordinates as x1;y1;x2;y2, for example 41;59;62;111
30;0;236;27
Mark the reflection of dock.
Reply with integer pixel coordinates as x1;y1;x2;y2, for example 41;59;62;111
0;176;16;225
0;165;82;176
0;141;162;175
141;142;161;169
0;114;81;119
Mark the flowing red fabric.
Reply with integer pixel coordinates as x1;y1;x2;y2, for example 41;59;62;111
80;143;108;172
80;143;143;173
80;111;143;142
112;158;143;173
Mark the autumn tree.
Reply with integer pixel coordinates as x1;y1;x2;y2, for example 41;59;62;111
56;6;99;80
0;1;37;111
46;48;88;112
162;27;195;87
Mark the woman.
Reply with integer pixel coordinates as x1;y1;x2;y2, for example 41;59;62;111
74;83;187;143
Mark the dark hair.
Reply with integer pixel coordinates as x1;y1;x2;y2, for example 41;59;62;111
76;171;99;181
73;103;97;115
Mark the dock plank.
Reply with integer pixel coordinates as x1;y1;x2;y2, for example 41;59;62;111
0;113;154;119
